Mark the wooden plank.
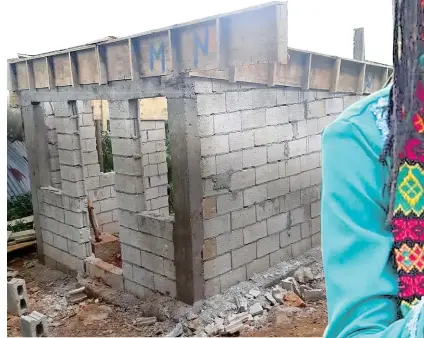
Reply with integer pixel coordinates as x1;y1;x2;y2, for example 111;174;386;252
46;57;56;90
105;41;131;81
353;28;365;61
139;97;168;120
53;54;72;86
33;58;49;88
15;62;29;90
10;229;36;241
7;215;34;227
302;53;312;90
330;58;341;93
7;240;36;254
276;2;288;64
26;60;35;90
96;45;108;84
69;52;80;86
77;48;98;84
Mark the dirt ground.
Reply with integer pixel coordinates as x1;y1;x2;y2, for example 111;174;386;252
7;252;328;337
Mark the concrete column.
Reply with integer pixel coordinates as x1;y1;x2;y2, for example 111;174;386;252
168;95;204;304
21;102;46;261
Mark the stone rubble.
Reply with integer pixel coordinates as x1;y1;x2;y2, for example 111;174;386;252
177;248;326;336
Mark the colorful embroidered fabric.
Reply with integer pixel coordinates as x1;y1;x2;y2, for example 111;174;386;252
392;32;424;316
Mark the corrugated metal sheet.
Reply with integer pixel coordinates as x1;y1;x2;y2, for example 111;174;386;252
7;140;31;199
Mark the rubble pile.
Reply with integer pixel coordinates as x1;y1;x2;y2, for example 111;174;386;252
179;265;326;337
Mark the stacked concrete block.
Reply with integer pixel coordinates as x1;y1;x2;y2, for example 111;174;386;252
196;79;363;297
108;100;152;296
69;101;119;235
37;100;92;273
120;211;176;297
139;120;169;216
43;102;61;189
90;172;118;233
20;311;48;337
7;278;29;316
38;187;91;273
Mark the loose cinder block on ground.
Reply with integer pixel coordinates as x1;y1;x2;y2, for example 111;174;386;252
7;278;29;316
20;311;48;337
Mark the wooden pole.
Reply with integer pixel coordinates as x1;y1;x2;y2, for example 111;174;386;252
87;197;101;242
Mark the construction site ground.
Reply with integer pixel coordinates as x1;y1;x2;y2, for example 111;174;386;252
7;248;327;337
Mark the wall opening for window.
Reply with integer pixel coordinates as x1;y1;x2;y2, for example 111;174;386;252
92;100;113;173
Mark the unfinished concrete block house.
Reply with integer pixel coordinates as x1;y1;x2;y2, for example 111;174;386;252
7;1;392;304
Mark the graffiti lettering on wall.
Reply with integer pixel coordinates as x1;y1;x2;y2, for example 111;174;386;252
194;27;210;67
145;23;216;74
149;41;166;72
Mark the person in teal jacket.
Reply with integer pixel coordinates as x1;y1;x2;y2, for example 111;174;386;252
321;0;424;337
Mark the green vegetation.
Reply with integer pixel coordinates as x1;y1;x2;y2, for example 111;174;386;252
7;193;33;221
102;131;114;173
7;193;34;232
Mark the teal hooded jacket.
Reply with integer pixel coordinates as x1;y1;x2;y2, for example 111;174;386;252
321;85;424;338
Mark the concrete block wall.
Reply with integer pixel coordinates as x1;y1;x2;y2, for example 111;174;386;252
194;78;364;297
38;187;91;273
140;121;169;216
109;100;173;297
120;211;176;298
90;172;119;233
76;101;119;234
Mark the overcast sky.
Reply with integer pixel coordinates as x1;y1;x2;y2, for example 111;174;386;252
5;0;393;65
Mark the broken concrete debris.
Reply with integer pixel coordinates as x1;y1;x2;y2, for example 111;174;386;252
133;316;157;326
293;266;314;283
249;302;264;316
281;276;302;297
248;288;261;298
303;288;325;302
166;323;183;337
66;286;88;304
187;318;202;331
271;285;287;304
265;292;277;305
235;294;248;313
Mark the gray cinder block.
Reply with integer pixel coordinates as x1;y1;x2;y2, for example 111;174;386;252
7;278;29;316
20;311;48;337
